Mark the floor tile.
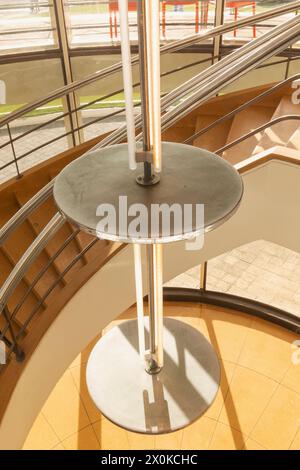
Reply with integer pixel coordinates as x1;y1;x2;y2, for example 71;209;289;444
238;319;297;382
290;428;300;450
63;426;100;450
200;306;252;363
282;362;300;395
244;438;266;450
52;443;65;450
204;360;236;421
181;416;216;450
23;414;59;450
42;370;90;441
92;418;129;450
209;422;246;450
69;363;101;424
127;431;155;450
251;385;300;450
155;430;183;450
219;365;277;435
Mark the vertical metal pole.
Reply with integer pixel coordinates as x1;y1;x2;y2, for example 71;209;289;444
7;124;21;179
146;244;164;374
2;306;24;362
213;0;225;64
137;0;164;374
200;262;208;291
137;0;152;183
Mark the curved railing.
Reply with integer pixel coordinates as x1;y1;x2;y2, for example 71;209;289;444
1;4;300;370
1;0;299;127
216;114;300;155
1;1;300;179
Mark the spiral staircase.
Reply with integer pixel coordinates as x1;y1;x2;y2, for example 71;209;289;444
1;2;300;449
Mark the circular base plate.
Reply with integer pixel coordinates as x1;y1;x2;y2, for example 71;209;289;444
86;318;220;434
54;142;243;243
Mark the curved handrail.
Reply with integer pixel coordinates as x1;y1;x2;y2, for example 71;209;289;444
101;14;300;147
0;0;299;127
0;6;300;352
2;16;300;248
216;115;300;155
0;213;65;311
184;74;300;145
0;180;54;245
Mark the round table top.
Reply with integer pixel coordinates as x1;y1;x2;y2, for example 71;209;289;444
53;142;243;244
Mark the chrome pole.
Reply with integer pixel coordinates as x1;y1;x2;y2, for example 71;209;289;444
146;244;164;373
137;0;153;184
137;0;164;374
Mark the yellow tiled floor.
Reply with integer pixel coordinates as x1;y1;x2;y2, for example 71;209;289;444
23;302;300;450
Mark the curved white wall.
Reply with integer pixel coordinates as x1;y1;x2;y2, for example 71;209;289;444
1;159;300;449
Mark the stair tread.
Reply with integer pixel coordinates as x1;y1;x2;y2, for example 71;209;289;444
223;105;275;164
14;190;85;280
2;223;63;303
0;250;43;326
193;114;233;152
253;95;300;154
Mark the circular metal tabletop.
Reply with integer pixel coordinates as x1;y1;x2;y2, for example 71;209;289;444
53;142;243;244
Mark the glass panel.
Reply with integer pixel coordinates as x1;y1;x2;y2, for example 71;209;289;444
0;1;57;55
65;0;216;48
0;58;68;180
222;1;298;46
71;52;212;141
14;107;69;175
71;54;128;141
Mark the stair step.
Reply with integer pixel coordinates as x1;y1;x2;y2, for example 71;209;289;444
162;126;195;143
193;114;233;152
1;221;64;304
223;105;275;164
15;190;85;281
0;250;44;327
253;95;300;155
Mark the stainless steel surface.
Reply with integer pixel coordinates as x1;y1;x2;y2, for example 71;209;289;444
99;15;300;150
1;1;299;129
146;244;163;374
0;213;64;311
200;262;207;291
86;318;221;434
137;0;153;184
160;17;300;134
216;115;300;155
53;142;243;243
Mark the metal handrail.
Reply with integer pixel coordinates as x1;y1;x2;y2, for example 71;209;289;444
14;238;99;340
0;213;65;311
184;74;300;145
2;15;299;250
0;0;299;128
0;53;220;153
0;180;54;245
159;18;300;135
101;14;300;147
216;114;300;155
1;3;300;364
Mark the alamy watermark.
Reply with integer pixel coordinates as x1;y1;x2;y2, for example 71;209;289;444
291;340;300;366
291;79;300;105
0;80;6;105
95;195;204;250
0;340;6;365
